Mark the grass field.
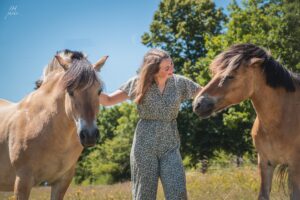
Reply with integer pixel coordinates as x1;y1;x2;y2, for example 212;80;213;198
0;166;288;200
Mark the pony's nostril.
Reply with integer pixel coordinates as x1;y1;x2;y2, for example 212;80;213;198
194;98;206;110
79;130;88;141
196;102;201;110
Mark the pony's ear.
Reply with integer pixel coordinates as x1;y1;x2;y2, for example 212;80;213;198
249;58;264;67
55;55;70;71
93;56;108;71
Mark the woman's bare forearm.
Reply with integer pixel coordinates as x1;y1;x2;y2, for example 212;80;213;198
99;90;129;106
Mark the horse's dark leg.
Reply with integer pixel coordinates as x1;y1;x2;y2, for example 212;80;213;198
14;172;34;200
290;182;300;200
258;155;275;200
50;165;76;200
290;167;300;200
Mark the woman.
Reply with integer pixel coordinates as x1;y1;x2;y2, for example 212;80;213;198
99;49;201;200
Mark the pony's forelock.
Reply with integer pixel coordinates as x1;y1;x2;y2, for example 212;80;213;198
62;59;100;92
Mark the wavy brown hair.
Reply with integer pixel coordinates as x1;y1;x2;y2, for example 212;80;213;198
134;49;171;104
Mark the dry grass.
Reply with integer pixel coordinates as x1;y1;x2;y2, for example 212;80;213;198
0;166;288;200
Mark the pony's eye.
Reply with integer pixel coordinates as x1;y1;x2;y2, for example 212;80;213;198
225;75;234;80
222;76;234;83
68;90;74;97
98;88;102;95
219;75;235;87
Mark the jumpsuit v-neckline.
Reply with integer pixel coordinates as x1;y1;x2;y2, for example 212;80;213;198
154;78;169;96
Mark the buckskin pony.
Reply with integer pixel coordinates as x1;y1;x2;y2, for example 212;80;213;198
0;50;108;200
193;43;300;200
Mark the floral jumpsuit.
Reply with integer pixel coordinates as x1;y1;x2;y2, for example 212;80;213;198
120;74;200;200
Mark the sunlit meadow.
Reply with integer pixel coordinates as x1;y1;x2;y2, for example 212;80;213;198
0;166;288;200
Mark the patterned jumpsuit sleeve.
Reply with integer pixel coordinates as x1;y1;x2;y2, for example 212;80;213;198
120;74;200;200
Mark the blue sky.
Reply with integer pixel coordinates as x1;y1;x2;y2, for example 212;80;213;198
0;0;233;102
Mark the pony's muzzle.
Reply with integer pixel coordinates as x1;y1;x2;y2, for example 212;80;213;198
79;127;100;147
193;96;215;118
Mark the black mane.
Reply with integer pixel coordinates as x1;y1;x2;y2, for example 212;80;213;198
262;56;296;92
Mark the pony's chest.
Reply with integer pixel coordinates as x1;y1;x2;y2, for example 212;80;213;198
252;129;294;163
34;144;82;184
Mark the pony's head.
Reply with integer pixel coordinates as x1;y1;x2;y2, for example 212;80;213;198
193;43;297;118
40;50;108;147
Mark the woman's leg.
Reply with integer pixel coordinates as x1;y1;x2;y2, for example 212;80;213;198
131;145;159;200
159;148;187;200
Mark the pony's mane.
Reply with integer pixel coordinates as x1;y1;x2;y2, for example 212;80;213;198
210;43;299;92
35;49;99;91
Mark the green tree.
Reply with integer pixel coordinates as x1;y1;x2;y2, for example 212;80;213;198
142;0;226;74
281;0;300;69
206;0;300;69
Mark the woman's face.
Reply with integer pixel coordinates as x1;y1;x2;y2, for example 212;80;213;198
156;58;174;80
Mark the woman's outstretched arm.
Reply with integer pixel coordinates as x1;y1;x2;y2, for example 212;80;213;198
99;90;129;106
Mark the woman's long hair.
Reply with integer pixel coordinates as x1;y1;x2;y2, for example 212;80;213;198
134;49;171;104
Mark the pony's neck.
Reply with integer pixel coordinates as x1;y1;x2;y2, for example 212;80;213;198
47;73;75;124
25;72;75;130
251;80;297;131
